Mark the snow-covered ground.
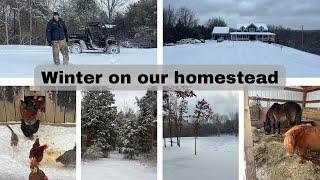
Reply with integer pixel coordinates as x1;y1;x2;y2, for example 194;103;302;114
82;152;156;180
164;41;320;77
0;124;76;180
164;136;238;180
0;45;156;77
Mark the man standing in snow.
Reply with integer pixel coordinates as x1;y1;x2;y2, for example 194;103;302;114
46;12;69;65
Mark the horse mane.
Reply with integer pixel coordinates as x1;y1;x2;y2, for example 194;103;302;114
283;101;302;125
284;124;311;138
284;125;309;153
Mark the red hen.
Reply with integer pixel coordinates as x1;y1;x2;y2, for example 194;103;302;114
29;138;48;162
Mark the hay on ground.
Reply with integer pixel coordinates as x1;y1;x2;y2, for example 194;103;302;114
252;127;320;180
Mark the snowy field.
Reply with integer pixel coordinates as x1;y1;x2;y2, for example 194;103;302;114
0;124;76;180
0;45;156;77
164;136;238;180
164;40;320;77
82;152;156;180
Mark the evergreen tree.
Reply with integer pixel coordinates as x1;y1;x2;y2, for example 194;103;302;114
81;90;117;157
136;91;157;153
120;114;138;159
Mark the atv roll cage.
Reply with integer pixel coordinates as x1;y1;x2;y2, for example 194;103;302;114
69;21;120;54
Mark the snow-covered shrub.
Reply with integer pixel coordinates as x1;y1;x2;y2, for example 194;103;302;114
82;144;104;160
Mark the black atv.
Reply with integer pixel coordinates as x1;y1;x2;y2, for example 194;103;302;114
69;22;120;54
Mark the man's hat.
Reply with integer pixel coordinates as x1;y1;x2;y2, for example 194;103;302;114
53;12;60;16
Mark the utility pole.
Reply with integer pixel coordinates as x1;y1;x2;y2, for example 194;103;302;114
301;25;304;49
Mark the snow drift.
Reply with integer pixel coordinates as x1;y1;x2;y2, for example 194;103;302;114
0;124;76;180
82;152;156;180
164;41;320;77
0;45;156;77
164;136;238;180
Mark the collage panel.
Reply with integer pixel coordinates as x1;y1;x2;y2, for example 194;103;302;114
163;0;320;77
0;86;76;179
163;90;239;180
0;0;157;78
81;90;157;179
244;86;320;179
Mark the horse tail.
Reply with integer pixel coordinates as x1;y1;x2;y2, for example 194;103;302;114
295;104;302;125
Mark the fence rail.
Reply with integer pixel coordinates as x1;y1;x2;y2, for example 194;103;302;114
0;87;75;124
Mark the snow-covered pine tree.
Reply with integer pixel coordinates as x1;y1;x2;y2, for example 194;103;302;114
136;91;157;154
81;90;117;157
120;114;138;159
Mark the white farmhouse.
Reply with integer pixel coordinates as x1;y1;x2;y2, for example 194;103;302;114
230;23;275;42
212;26;230;40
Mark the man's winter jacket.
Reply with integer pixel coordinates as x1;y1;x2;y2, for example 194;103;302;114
46;18;68;43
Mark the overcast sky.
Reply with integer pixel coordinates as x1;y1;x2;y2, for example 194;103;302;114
186;91;238;116
113;91;146;112
165;0;320;30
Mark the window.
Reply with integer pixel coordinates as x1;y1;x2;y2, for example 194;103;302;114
248;27;256;32
240;26;245;32
260;26;264;31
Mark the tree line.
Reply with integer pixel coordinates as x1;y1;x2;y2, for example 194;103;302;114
163;90;238;154
163;5;320;55
81;90;157;160
0;0;156;45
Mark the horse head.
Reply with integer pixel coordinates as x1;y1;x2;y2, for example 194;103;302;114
284;133;296;157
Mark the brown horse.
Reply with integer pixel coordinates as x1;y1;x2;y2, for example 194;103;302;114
284;124;320;163
264;101;302;134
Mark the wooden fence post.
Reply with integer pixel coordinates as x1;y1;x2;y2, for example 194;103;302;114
244;90;257;180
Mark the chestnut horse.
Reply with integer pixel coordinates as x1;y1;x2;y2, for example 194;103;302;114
264;101;302;134
284;124;320;163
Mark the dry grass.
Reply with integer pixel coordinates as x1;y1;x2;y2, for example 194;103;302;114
252;127;320;180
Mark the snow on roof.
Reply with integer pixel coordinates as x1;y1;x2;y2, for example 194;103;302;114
236;23;268;31
212;27;230;34
230;32;275;35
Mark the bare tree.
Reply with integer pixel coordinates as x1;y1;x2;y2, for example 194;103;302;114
28;0;32;45
176;7;198;28
176;99;188;147
0;0;10;45
193;99;211;155
163;5;176;27
100;0;128;21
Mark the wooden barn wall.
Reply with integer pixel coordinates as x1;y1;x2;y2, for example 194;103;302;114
0;87;75;124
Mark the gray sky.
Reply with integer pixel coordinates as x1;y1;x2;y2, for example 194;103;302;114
165;0;320;30
113;91;146;113
187;91;239;116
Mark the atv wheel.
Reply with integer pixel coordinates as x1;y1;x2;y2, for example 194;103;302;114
107;45;120;54
70;43;82;54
